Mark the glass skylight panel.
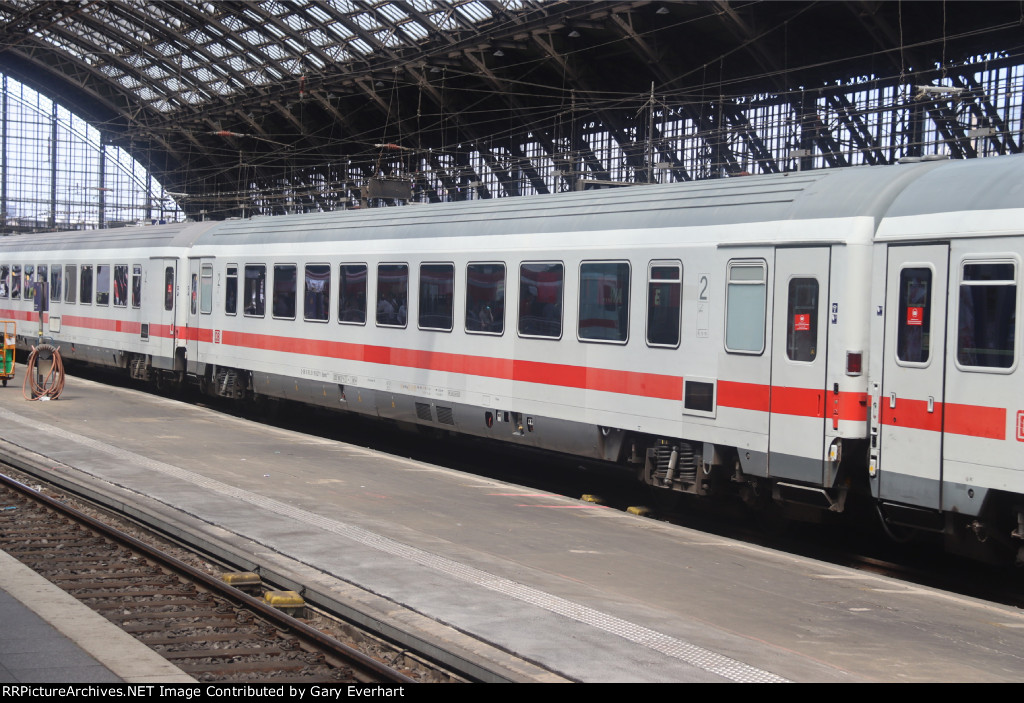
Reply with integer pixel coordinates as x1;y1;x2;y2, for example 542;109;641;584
225;55;248;71
241;29;269;46
350;12;382;31
376;29;401;48
136;86;160;102
281;12;313;32
307;5;332;23
303;28;332;47
179;54;201;69
220;15;244;31
323;45;352;61
117;75;143;90
153;41;180;57
242;69;273;86
326;0;359;15
398;20;429;40
194;67;217;83
322;23;355;41
143;66;171;82
34;34;85;60
262;0;290;16
457;3;493;24
349;37;373;54
185;26;212;44
263;44;287;60
376;3;409;23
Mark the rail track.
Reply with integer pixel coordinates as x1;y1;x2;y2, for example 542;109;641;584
0;471;435;684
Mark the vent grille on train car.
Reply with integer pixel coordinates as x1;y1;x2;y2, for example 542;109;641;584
415;402;433;422
436;406;455;425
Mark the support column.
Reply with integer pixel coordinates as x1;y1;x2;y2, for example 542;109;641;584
49;103;57;230
98;143;106;229
1;75;7;233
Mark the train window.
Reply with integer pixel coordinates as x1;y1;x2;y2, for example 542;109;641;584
190;273;198;314
11;265;21;300
957;261;1017;370
23;265;34;304
132;265;142;308
466;263;505;335
419;263;454;331
114;265;129;307
725;260;767;354
518;262;563;338
684;379;716;414
273;265;296;319
80;265;93;305
304;264;330;322
647;263;681;347
786;278;819;362
0;265;7;298
96;265;110;306
579;261;629;343
225;266;238;315
200;264;213;315
65;265;76;304
51;266;62;303
164;267;175;311
376;263;408;327
244;265;266;317
339;264;367;324
896;267;932;364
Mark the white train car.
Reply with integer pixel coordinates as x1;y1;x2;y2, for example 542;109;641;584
1;154;1021;562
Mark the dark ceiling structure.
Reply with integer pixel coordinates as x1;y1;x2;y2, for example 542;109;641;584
1;1;1022;219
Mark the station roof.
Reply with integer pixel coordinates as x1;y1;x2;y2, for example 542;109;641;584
1;1;1020;214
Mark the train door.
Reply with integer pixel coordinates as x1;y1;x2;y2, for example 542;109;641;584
185;257;214;374
768;247;830;483
152;257;180;370
877;244;949;510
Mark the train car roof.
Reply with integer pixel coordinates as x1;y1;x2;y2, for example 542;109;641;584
0;220;217;253
0;155;1019;253
876;154;1024;240
199;159;946;247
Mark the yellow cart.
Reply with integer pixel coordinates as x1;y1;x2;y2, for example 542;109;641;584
1;321;15;387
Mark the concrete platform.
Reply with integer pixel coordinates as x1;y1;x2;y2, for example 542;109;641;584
0;551;195;683
2;368;1024;682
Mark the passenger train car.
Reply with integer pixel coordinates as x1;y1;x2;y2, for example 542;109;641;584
1;155;1022;563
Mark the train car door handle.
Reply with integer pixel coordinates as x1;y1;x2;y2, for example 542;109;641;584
928;396;935;413
889;392;896;408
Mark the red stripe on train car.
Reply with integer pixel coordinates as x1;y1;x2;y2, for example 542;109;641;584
880;399;944;434
717;381;771;413
768;386;825;418
836;391;869;423
944;403;1006;440
0;311;993;434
